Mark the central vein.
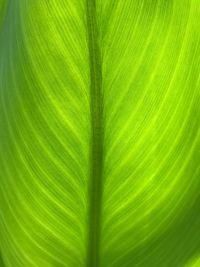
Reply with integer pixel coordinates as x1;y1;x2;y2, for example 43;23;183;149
86;0;103;266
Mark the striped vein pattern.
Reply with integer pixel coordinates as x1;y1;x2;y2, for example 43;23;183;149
0;0;200;267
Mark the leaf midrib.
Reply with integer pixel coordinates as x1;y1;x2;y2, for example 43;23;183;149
86;0;103;267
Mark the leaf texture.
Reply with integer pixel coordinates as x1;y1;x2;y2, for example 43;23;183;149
0;1;200;267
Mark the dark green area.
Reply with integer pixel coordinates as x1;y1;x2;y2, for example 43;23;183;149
0;254;5;267
86;0;103;266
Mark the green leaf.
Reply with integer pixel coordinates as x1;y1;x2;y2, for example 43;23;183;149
0;1;200;267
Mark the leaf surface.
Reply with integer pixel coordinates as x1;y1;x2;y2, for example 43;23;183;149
0;1;200;267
